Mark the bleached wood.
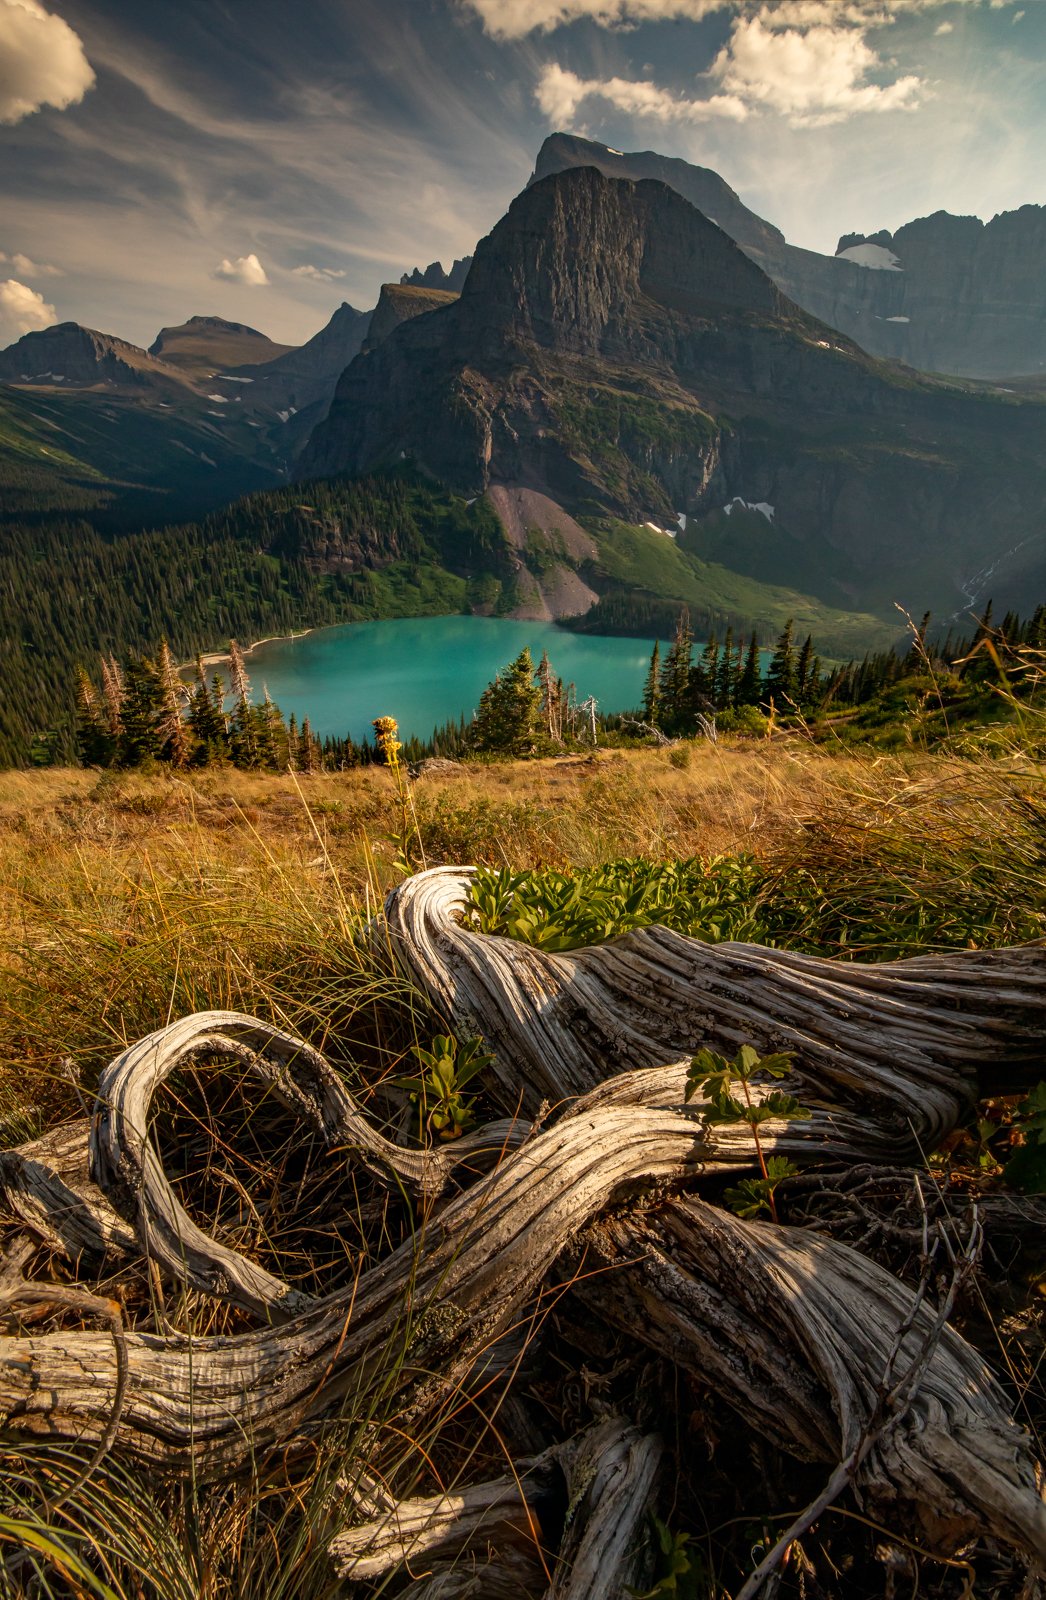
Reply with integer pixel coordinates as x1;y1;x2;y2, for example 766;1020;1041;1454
384;867;1046;1154
547;1418;661;1598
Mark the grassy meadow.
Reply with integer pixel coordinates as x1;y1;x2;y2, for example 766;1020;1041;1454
1;736;1044;1596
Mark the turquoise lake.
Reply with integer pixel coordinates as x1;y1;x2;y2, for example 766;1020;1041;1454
246;616;664;742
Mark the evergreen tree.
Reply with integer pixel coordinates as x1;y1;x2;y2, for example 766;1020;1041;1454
188;657;228;762
795;634;815;704
119;652;164;765
692;634;719;708
471;647;542;755
715;627;736;708
75;667;113;767
736;633;761;706
228;639;259;768
642;641;662;725
764;619;798;706
156;639;190;768
660;610;693;732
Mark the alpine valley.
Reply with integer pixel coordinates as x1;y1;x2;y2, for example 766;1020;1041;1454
2;132;1046;763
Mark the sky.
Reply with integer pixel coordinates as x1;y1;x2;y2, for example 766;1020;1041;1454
0;0;1043;350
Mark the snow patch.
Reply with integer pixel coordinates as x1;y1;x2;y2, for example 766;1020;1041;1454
277;409;291;422
723;497;774;523
885;315;910;323
207;410;227;417
218;374;253;382
207;393;228;403
605;146;624;155
644;519;677;539
676;512;687;532
837;243;902;271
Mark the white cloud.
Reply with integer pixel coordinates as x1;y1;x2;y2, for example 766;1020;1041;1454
0;277;56;342
709;15;923;126
0;248;60;276
213;252;270;286
934;20;953;32
1013;9;1025;21
291;263;347;283
465;0;981;36
461;0;722;38
536;61;748;124
0;0;94;124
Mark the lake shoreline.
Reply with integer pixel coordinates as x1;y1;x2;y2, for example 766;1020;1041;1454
185;629;316;673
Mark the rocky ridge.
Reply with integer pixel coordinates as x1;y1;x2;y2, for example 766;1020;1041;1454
301;165;1046;619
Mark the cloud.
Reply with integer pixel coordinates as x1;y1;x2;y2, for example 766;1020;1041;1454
291;263;347;283
0;277;55;342
709;15;923;126
536;62;748;123
0;248;61;276
934;20;953;32
213;252;270;286
461;0;722;37
0;0;94;124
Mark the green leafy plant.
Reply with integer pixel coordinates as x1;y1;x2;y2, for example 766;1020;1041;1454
685;1044;810;1222
1003;1081;1046;1193
394;1034;494;1141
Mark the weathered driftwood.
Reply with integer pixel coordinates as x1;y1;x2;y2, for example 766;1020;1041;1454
328;1451;557;1581
1;1057;1043;1569
573;1197;1046;1558
547;1418;661;1598
384;867;1046;1154
0;1122;136;1262
0;1095;708;1469
87;1011;525;1320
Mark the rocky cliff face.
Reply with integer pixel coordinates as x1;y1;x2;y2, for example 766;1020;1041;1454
401;258;473;292
301;166;1046;619
0;322;187;391
235;301;371;428
362;284;458;353
534;134;1046;379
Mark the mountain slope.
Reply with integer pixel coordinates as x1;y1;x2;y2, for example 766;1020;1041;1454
0;322;189;393
149;316;295;377
533;133;1046;380
302;166;1046;620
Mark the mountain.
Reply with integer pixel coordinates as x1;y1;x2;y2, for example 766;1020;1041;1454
302;165;1046;622
362;283;458;353
0;321;283;523
0;322;188;393
401;258;473;292
220;301;372;450
532;133;1046;380
148;315;295;378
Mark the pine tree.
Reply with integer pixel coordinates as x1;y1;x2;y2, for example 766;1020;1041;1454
795;634;814;704
660;610;693;732
736;633;761;706
156;640;190;768
119;652;164;766
715;627;736;708
228;639;259;768
642;641;662;725
536;650;563;741
764;619;798;706
188;657;227;763
471;648;542;755
74;667;113;767
692;634;719;707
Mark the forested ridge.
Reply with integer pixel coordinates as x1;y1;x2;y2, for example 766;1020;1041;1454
0;474;506;766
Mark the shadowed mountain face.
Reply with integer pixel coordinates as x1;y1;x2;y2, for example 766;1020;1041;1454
533;133;1046;380
148;316;295;378
301;166;1046;619
0;322;188;392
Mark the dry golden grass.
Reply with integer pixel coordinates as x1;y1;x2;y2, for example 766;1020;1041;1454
1;739;1043;1134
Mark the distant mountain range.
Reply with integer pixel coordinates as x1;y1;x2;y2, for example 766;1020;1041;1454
2;132;1046;701
303;164;1046;624
532;133;1046;381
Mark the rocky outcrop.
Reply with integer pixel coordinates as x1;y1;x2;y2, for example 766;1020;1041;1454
533;133;1046;379
0;322;188;391
362;284;458;353
148;316;293;376
300;166;1046;619
401;258;473;292
235;302;371;425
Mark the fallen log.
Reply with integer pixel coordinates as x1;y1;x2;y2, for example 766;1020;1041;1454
384;867;1046;1155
